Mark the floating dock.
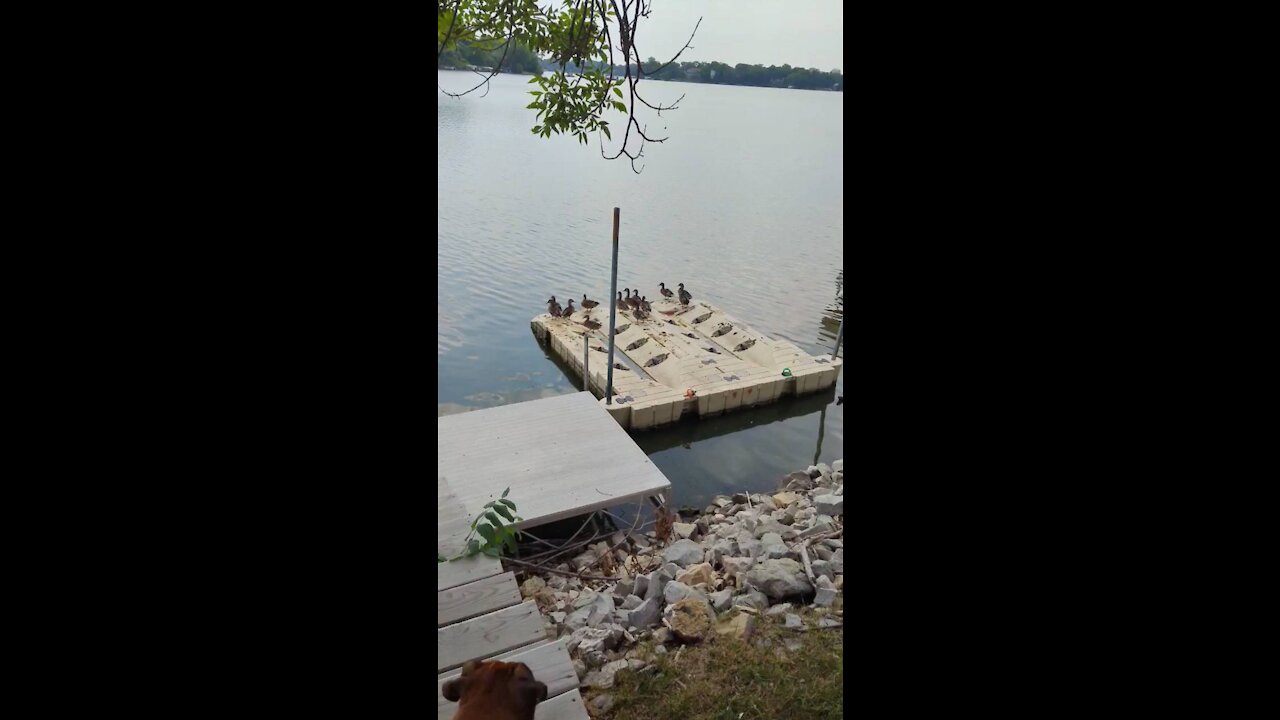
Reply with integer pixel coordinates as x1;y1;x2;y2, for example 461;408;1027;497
532;295;843;430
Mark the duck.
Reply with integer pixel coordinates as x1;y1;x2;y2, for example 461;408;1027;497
677;283;692;305
628;291;643;311
547;296;562;317
582;294;599;310
581;317;602;331
560;298;575;319
623;288;632;307
659;282;674;299
640;296;653;313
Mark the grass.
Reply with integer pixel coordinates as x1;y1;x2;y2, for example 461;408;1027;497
590;608;843;720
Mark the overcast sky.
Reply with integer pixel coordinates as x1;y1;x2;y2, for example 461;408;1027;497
634;0;843;72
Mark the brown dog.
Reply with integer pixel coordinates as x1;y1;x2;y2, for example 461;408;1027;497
443;660;548;720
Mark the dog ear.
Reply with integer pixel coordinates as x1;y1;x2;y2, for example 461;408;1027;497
520;680;548;704
442;677;469;703
460;660;480;676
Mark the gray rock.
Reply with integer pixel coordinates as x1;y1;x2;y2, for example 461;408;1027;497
745;559;814;600
663;581;708;606
818;617;842;628
815;574;835;589
811;560;834;581
732;588;769;613
781;471;813;491
816;462;832;478
583;658;631;689
654;644;667;654
653;627;673;644
755;518;799;541
824;539;844;549
550;611;566;623
571;626;620;654
814;545;835;561
709;538;737;566
784;613;803;629
565;592;615;630
736;530;763;560
731;492;750;504
573;658;587;679
624;596;661;629
662;539;706;567
589;694;615;714
830;548;843;574
673;522;697;539
831;459;843;472
799;517;835;539
765;602;793;616
760;531;791;559
806;465;822;479
664;562;682;577
621;594;644;610
722;556;755;579
813;493;843;516
613;579;634;598
643;569;671;602
633;573;649;598
709;588;733;612
814;587;838;607
833;484;843;497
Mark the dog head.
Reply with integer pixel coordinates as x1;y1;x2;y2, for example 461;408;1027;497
443;660;548;720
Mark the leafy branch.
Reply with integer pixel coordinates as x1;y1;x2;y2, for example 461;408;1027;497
438;487;524;562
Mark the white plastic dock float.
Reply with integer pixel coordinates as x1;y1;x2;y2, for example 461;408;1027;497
532;296;842;431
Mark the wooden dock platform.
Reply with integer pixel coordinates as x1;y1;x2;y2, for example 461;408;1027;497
532;295;843;430
437;392;672;719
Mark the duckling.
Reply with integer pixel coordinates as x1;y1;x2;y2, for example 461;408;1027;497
678;283;692;305
561;298;575;319
659;282;674;299
547;296;562;317
581;317;602;331
623;288;632;307
582;294;599;310
640;296;653;313
617;291;625;308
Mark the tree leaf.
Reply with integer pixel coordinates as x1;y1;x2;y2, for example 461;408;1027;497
613;86;623;98
482;546;501;557
498;498;516;509
492;503;515;522
485;510;503;526
502;487;510;498
476;522;497;544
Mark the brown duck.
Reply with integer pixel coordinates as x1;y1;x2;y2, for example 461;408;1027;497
659;282;674;299
581;294;599;310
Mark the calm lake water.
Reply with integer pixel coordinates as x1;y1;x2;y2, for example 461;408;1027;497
438;71;843;510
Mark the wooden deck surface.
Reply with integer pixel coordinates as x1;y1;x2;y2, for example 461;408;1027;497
437;391;671;529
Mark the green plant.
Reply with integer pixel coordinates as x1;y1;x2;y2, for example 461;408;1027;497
439;488;523;562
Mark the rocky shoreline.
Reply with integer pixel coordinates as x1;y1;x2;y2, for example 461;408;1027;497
515;460;845;695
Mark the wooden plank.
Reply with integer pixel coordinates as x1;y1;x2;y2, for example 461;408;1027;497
438;553;503;592
535;689;589;720
438;392;672;530
438;572;522;627
436;639;579;720
437;600;547;673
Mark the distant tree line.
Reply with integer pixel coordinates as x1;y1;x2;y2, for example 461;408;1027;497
439;41;543;75
531;57;842;92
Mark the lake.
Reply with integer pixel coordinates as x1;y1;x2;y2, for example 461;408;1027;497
438;71;843;510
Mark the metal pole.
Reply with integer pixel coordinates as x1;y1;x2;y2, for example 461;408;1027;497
605;208;620;403
831;314;844;359
583;334;590;395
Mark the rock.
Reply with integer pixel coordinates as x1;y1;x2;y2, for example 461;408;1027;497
589;694;615;714
818;617;842;628
831;459;843;472
550;611;566;623
673;522;697;539
571;626;620;654
668;597;716;642
814;587;838;607
627;658;647;672
613;579;634;598
653;627;673;645
573;659;587;679
662;539;705;567
621;594;644;610
833;484;843;497
814;545;835;561
722;556;755;580
624;596;661;629
708;539;737;566
784;613;803;629
830;548;843;574
716;611;757;640
583;658;630;689
754;518;798;541
654;644;667;654
643;569;670;602
746;559;814;600
765;602;793;616
781;471;813;491
731;492;749;504
811;560;834;581
709;588;733;612
633;573;649;598
519;576;547;599
676;562;714;587
664;562;682;577
663;581;708;606
572;550;599;572
760;532;790;559
773;491;800;507
565;592;615;630
712;496;732;509
630;533;651;548
806;465;822;479
816;462;832;479
799;517;834;539
816;574;835;589
736;530;763;560
813;493;843;516
732;588;770;613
